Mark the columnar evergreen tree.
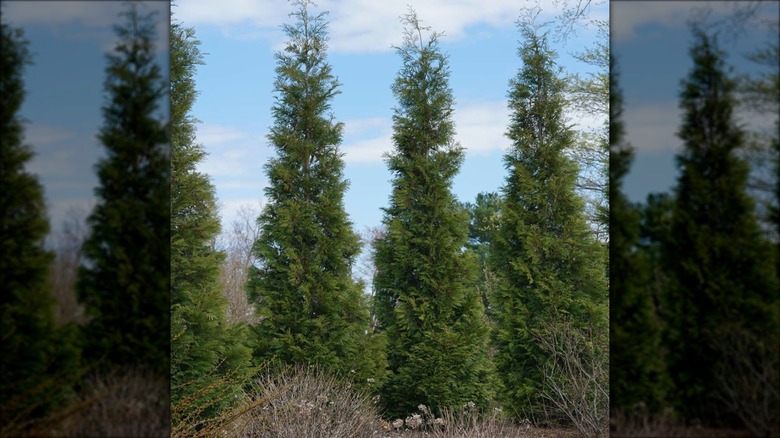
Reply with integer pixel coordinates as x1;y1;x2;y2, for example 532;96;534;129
170;13;252;425
246;0;386;388
0;21;79;425
490;22;608;421
372;11;494;418
608;56;668;414
663;29;779;423
77;4;170;374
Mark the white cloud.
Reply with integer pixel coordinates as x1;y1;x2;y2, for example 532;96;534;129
342;135;394;164
24;123;76;146
453;100;510;155
340;100;513;164
623;101;683;154
2;1;123;27
339;99;602;164
341;117;393;164
215;197;266;233
3;1;168;57
174;0;591;54
611;1;746;42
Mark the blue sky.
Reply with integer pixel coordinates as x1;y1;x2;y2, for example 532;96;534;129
4;0;607;249
612;1;779;205
174;0;607;239
2;1;169;244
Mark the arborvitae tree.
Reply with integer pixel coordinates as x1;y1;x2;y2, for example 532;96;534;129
663;29;779;423
490;22;608;422
608;56;668;415
170;14;252;425
0;21;79;427
77;4;170;374
372;11;494;418
246;0;386;389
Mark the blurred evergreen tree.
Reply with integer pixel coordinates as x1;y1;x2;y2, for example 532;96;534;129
662;29;779;424
77;4;170;374
0;21;79;429
608;56;668;415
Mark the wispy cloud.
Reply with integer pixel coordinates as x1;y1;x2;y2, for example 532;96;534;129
3;1;168;56
195;122;268;178
454;100;510;155
611;1;744;42
24;123;77;147
174;0;594;54
339;99;602;164
623;101;683;154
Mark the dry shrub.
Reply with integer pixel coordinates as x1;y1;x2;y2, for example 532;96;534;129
224;364;381;438
42;365;170;437
709;324;780;437
534;318;609;438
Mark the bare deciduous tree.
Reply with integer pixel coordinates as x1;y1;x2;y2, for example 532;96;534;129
218;203;263;324
46;206;89;325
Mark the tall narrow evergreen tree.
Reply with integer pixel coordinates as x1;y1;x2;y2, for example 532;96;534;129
170;13;252;425
246;0;386;387
490;22;608;421
608;56;668;414
372;11;493;418
663;29;779;423
77;4;170;374
0;21;79;426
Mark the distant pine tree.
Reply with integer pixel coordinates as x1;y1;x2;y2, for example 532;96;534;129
170;14;252;425
490;22;608;421
77;4;170;374
608;56;668;414
246;0;387;389
0;22;79;427
373;10;494;418
662;29;779;423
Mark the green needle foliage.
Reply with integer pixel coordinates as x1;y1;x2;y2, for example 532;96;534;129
490;22;608;422
247;0;386;388
0;21;79;427
170;13;252;425
373;10;493;418
77;4;170;375
608;56;668;415
662;29;779;423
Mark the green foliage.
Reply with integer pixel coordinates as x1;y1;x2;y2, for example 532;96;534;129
608;57;668;414
490;22;608;422
76;4;170;374
246;0;387;390
662;29;779;422
464;192;501;314
373;10;494;419
0;21;79;427
170;14;253;424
